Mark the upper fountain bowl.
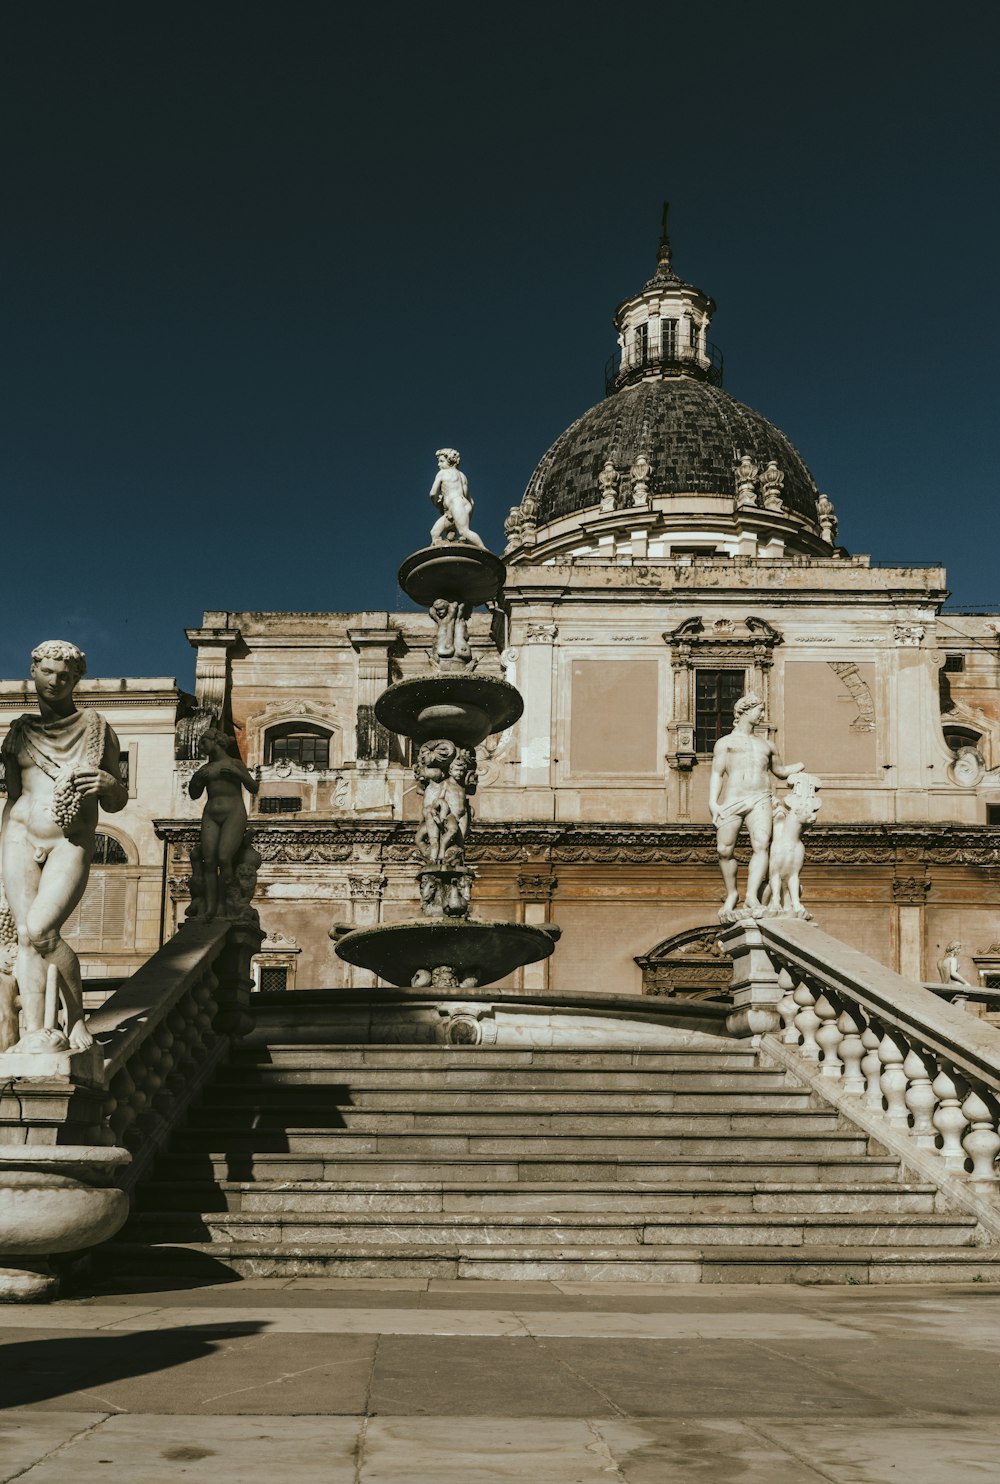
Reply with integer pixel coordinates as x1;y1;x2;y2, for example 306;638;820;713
399;545;506;607
376;673;523;747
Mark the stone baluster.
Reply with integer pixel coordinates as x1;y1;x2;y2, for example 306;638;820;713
835;1003;866;1096
792;980;821;1061
854;1020;878;1115
813;991;844;1079
902;1042;938;1148
931;1060;969;1171
860;1022;885;1113
776;969;799;1043
877;1029;910;1130
960;1085;1000;1190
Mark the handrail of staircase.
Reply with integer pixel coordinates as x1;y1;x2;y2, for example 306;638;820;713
721;916;1000;1201
86;918;262;1193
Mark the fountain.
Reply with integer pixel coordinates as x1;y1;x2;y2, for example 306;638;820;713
335;450;558;990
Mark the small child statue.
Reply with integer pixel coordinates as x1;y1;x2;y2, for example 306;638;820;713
429;448;486;548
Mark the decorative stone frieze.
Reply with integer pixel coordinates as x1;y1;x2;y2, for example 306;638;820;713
892;874;932;904
894;624;925;647
347;874;387;901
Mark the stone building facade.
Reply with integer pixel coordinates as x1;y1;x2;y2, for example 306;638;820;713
156;222;1000;996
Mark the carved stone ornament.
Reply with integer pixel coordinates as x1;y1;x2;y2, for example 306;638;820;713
949;746;985;788
259;932;299;955
892;874;932;904
816;492;838;544
347;874;387;900
827;662;876;732
635;925;731;1002
413;740;477;872
894;624;925;647
760;460;785;512
517;871;558;900
629;453;652;507
734;454;759;509
429;597;474;671
525;623;558;644
597;460;619;512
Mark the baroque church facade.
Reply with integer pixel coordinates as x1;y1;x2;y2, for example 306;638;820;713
5;222;999;999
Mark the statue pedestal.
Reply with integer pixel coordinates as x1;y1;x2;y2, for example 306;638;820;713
719;921;782;1039
0;1044;104;1087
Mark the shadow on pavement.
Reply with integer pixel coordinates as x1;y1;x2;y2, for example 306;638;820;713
0;1321;266;1407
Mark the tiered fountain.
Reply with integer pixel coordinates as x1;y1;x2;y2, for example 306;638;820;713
335;449;558;989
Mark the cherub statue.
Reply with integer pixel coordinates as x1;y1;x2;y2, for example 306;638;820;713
188;727;260;921
429;448;485;548
413;740;476;867
429;596;473;667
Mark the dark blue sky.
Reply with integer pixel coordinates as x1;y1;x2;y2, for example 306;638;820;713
2;2;997;686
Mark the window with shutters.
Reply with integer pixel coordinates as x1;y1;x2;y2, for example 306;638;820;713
695;670;746;754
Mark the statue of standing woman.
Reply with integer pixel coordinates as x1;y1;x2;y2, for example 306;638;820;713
188;727;260;921
0;641;128;1052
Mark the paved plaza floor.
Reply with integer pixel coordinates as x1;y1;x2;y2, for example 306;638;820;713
2;1275;999;1481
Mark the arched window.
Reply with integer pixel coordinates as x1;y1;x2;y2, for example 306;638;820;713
92;832;129;865
265;722;332;771
943;724;982;753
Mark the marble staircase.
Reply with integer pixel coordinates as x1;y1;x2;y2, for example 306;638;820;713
94;1001;1000;1285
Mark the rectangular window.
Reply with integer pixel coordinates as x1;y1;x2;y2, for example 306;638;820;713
943;653;965;673
695;670;746;753
634;323;648;364
258;795;302;814
271;734;330;769
987;804;1000;826
118;750;130;789
689;318;699;347
660;318;677;358
258;965;288;993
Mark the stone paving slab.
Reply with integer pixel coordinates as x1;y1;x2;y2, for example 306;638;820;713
5;1413;1000;1483
4;1281;1000;1480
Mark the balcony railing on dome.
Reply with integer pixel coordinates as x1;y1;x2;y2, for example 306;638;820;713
604;339;724;395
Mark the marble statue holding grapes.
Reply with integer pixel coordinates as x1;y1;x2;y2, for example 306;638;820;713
0;641;128;1052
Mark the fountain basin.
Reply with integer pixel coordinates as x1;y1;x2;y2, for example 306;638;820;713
335;917;559;989
399;545;506;606
0;1144;131;1302
376;674;522;747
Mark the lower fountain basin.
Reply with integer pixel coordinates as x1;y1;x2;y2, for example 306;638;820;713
398;545;506;606
335;917;559;989
375;674;523;747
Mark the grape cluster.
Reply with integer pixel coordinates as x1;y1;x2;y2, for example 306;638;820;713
51;772;82;830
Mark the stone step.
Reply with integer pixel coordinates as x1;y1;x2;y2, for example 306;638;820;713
122;1209;978;1249
234;1047;756;1071
179;1108;841;1136
153;1151;900;1184
92;1239;1000;1286
167;1127;867;1158
219;1065;791;1092
135;1178;943;1217
201;1087;816;1113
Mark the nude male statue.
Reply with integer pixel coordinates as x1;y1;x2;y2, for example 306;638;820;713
1;641;127;1051
709;693;802;920
429;448;485;548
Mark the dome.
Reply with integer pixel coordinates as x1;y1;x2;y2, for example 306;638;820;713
504;208;838;563
522;377;820;526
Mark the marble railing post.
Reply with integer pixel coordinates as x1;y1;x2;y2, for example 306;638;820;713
719;922;781;1038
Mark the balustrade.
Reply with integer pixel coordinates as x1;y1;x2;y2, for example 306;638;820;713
722;918;1000;1209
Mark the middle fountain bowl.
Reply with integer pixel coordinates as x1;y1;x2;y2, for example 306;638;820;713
375;673;523;749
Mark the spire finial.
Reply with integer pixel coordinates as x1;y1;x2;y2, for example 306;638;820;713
658;200;672;270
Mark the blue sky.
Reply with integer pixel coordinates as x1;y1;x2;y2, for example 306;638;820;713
2;1;997;685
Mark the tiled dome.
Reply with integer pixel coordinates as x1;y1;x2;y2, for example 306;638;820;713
522;377;820;526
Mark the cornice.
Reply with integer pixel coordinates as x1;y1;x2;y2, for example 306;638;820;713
153;818;1000;868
